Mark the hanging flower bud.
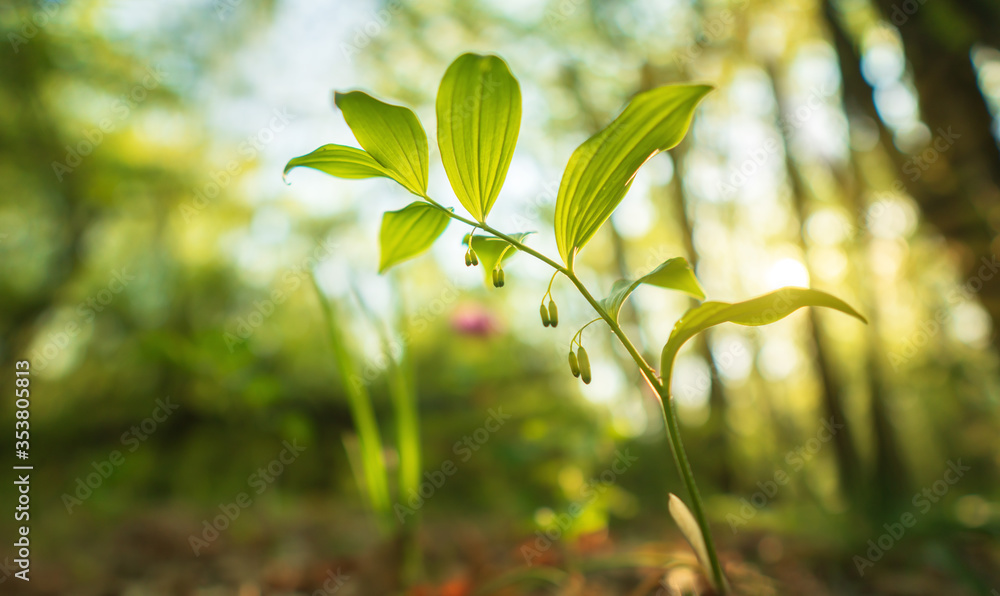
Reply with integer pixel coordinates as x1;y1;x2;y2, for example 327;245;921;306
540;304;551;327
492;268;500;288
577;346;591;384
497;268;505;287
568;350;580;377
465;250;472;267
547;299;558;327
469;247;479;266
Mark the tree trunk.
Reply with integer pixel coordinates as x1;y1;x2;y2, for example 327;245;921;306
766;63;865;502
825;0;1000;352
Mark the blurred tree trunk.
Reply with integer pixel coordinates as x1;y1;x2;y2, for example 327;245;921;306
822;1;952;507
766;65;865;503
825;0;1000;352
0;31;88;370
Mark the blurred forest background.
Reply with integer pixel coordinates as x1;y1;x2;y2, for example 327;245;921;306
1;0;1000;594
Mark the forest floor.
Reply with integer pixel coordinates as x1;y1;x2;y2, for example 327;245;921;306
0;502;996;595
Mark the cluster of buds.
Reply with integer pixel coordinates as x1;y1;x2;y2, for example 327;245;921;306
567;317;599;384
464;246;479;267
492;266;505;288
539;298;558;327
569;345;591;384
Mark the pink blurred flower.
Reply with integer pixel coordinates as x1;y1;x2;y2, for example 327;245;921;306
450;304;500;337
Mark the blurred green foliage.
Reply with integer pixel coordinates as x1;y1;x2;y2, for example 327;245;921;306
1;0;999;592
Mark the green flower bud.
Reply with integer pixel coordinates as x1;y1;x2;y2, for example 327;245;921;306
540;303;551;327
465;250;472;267
568;350;580;377
547;299;558;327
577;346;591;384
497;268;505;287
469;248;479;266
492;268;500;288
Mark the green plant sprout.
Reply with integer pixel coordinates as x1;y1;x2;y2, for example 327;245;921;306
311;275;424;584
286;52;866;594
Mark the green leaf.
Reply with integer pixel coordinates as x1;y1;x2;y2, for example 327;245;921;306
600;257;704;323
335;91;429;196
436;53;522;222
378;202;451;273
554;85;712;267
660;287;867;378
668;494;717;590
464;232;532;285
283;144;393;183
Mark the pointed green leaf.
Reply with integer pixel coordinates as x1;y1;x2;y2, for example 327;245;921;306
464;232;532;286
554;85;712;266
668;494;717;590
436;53;522;222
378;202;451;273
600;257;704;323
283;144;394;183
660;287;867;378
335;91;429;196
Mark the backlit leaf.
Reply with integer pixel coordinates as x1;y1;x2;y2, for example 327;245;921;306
335;91;429;196
464;232;532;286
283;144;393;183
600;258;704;323
668;494;716;590
436;53;521;222
379;202;451;273
554;85;712;267
660;287;866;379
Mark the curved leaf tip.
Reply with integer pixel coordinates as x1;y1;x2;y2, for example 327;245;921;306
660;287;866;379
283;144;394;185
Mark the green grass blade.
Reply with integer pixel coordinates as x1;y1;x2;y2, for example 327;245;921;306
311;275;392;528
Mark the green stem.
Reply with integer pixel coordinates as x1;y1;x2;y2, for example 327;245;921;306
421;196;728;593
656;373;728;593
422;196;568;273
